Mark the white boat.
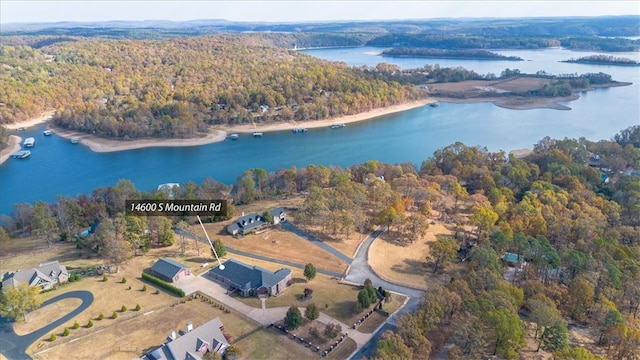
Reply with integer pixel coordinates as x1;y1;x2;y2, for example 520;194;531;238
11;150;31;159
292;127;307;133
253;132;264;137
43;130;53;136
23;137;35;147
70;138;80;144
228;133;239;140
330;123;346;129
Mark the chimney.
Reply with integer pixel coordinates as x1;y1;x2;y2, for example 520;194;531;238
242;212;245;217
186;322;193;332
170;330;176;340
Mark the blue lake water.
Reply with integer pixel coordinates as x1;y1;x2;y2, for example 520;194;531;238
1;47;639;216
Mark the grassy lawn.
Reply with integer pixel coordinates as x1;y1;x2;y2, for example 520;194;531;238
368;222;452;290
234;327;318;360
32;298;260;359
193;224;349;275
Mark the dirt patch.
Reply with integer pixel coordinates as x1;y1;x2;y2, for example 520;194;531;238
368;222;451;290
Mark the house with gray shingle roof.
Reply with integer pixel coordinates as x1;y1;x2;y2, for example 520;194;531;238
150;258;191;283
2;261;69;291
226;208;286;236
145;317;229;360
207;259;291;297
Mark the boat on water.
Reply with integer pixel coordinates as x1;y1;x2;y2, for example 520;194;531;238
292;127;307;133
330;123;346;129
253;132;264;137
70;138;80;144
228;133;239;140
23;137;36;147
17;127;26;131
43;130;52;136
11;150;31;159
429;102;439;107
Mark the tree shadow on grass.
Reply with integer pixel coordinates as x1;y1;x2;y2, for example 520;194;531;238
185;257;210;264
390;259;429;276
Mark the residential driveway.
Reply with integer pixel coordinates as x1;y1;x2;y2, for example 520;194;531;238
175;274;373;347
0;290;94;360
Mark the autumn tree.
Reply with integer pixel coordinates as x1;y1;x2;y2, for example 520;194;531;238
485;307;526;359
372;330;413;360
32;201;59;248
427;236;458;273
0;283;43;322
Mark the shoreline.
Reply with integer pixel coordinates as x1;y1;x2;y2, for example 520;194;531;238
0;135;23;165
2;111;55;130
435;94;580;110
50;98;436;153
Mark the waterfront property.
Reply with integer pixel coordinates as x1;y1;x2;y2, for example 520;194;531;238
207;258;291;297
226;208;286;236
150;258;192;283
2;260;69;291
145;317;229;360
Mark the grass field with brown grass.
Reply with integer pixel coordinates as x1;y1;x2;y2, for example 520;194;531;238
193;223;349;275
368;222;451;290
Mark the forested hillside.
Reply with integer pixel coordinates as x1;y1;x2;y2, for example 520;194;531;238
2;127;639;359
0;34;423;138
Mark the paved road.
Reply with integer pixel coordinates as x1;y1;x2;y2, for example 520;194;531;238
280;222;353;264
345;229;425;360
174;228;344;278
0;290;94;360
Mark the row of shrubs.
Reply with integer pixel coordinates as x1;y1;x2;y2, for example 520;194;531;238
141;272;185;297
49;304;142;342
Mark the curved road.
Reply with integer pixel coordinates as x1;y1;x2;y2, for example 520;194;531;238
0;290;94;360
344;229;425;360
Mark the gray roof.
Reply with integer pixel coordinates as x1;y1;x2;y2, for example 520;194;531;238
227;212;266;234
151;258;189;281
147;317;229;360
209;259;291;291
270;207;285;218
2;261;68;289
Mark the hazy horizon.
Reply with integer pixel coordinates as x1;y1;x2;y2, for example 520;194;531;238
2;0;639;25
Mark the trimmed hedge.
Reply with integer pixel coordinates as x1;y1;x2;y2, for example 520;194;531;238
141;272;185;297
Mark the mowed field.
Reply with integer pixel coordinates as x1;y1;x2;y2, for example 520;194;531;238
368;222;452;290
194;223;349;275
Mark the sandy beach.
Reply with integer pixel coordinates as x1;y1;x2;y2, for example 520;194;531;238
2;110;55;130
0;135;23;165
48;98;436;153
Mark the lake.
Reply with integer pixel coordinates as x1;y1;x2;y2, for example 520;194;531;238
1;47;638;216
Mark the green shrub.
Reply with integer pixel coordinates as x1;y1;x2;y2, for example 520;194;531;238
141;272;185;297
49;333;57;341
135;304;141;311
102;274;108;282
98;313;104;320
121;305;127;312
121;277;127;284
63;328;70;336
112;311;118;319
72;321;79;329
142;285;147;292
87;320;93;328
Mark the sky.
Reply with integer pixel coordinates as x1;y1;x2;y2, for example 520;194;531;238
1;0;639;24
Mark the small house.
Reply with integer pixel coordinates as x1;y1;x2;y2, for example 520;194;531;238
226;208;286;236
502;252;524;267
2;261;69;291
150;258;191;283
